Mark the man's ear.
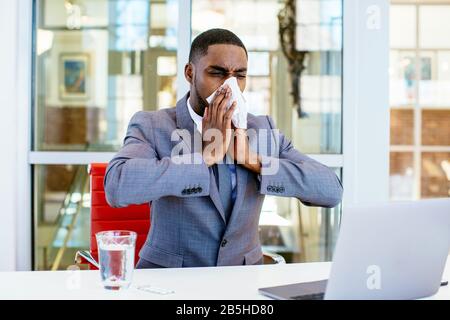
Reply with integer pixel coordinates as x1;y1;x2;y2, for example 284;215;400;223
184;63;194;84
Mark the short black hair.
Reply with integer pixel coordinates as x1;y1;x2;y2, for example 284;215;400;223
189;28;248;63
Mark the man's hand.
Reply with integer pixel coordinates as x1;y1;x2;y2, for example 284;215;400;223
231;128;262;174
202;85;237;167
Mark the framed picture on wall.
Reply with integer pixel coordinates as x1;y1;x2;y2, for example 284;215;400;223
59;53;90;101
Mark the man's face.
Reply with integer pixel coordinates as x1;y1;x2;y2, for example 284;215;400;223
185;44;248;113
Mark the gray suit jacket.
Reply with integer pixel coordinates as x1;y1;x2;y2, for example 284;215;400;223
104;93;343;268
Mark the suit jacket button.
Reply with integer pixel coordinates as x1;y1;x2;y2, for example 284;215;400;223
181;189;187;195
221;239;228;247
197;187;202;193
267;186;272;192
187;188;193;195
280;186;285;193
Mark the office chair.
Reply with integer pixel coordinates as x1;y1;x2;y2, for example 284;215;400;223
75;163;285;268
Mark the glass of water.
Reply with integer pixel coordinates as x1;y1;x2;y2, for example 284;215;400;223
95;230;137;290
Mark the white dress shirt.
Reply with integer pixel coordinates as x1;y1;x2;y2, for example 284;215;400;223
187;98;204;134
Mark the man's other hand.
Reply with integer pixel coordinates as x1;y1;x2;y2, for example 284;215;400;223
202;84;236;166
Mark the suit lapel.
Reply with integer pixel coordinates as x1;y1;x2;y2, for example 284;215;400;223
175;93;227;223
208;169;226;223
227;116;261;227
175;93;200;153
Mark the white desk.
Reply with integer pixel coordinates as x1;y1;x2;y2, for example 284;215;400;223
1;262;449;300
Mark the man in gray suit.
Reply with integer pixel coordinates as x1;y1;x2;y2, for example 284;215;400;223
104;29;343;269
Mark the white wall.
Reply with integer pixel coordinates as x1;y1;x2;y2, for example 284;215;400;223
0;0;32;271
343;0;390;206
0;0;18;272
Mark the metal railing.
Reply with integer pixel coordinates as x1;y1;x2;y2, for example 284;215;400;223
46;166;89;270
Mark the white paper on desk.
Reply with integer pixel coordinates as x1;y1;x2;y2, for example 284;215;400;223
206;77;248;129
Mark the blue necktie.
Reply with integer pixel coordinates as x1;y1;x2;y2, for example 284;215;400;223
216;162;236;223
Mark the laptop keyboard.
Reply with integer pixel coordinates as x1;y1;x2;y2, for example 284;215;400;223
290;292;325;300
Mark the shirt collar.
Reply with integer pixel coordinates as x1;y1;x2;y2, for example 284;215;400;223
187;96;203;134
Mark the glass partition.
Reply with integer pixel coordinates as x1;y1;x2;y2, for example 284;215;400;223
390;2;450;200
34;0;178;152
33;0;344;268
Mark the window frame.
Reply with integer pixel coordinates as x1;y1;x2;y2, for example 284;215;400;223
390;2;450;199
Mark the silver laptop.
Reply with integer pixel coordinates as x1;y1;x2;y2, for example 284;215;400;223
259;198;450;300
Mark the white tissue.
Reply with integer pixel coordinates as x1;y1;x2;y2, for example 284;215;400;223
206;77;248;129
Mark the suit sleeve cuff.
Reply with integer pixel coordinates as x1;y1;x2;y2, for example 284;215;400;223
258;155;286;196
171;153;210;197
